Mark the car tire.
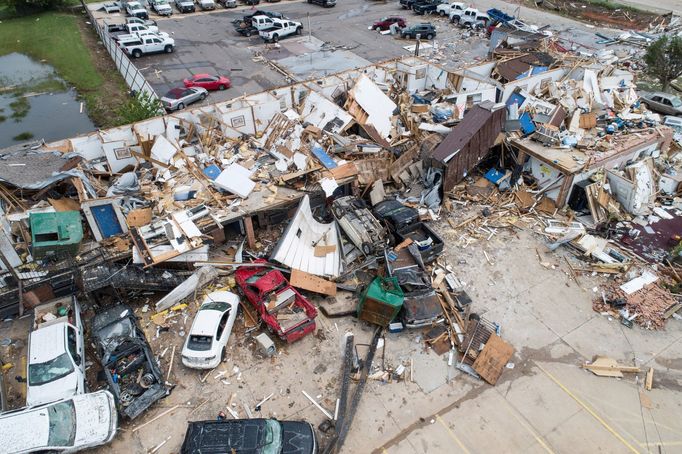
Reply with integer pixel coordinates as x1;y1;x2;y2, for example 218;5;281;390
164;45;173;53
439;10;445;15
272;33;279;42
177;102;185;110
201;92;207;100
374;25;381;31
132;49;142;58
426;33;433;39
245;29;252;37
296;26;302;35
219;84;226;90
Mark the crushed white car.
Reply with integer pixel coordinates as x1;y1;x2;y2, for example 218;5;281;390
0;390;117;454
181;291;239;369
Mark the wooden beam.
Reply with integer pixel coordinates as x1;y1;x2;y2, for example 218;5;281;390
244;216;256;250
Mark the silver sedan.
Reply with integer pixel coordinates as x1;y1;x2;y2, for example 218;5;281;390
161;86;207;111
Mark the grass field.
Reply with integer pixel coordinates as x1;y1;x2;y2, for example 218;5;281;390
0;12;130;128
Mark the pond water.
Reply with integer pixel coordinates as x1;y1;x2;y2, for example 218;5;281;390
0;53;95;149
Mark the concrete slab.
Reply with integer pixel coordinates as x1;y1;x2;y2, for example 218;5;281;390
411;350;449;394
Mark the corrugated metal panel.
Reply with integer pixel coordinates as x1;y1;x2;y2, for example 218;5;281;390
270;195;341;278
431;102;506;192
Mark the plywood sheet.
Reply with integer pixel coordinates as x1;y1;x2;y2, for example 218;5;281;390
472;334;514;385
290;268;337;296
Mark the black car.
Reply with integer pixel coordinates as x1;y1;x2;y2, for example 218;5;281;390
92;304;168;420
307;0;335;6
413;0;445;15
399;0;418;9
181;419;318;454
373;199;419;233
400;23;436;39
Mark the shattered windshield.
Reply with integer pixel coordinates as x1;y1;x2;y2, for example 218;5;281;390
263;419;282;454
29;353;74;386
187;335;213;351
47;400;76;447
96;317;136;353
201;301;230;312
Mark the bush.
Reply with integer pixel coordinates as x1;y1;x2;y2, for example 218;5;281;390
2;0;66;15
117;91;163;124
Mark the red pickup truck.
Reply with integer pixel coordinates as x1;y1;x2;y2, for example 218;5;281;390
235;263;317;343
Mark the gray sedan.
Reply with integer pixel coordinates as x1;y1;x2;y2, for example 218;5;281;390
161;87;207;111
640;92;682;116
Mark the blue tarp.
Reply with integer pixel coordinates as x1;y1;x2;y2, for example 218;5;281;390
519;112;536;135
311;145;338;169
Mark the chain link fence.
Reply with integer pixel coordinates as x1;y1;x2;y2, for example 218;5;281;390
82;2;159;102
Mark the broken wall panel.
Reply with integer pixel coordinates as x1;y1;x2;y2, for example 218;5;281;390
271;195;341;278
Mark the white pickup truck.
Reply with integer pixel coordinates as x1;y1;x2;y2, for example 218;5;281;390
26;296;86;407
124;0;149;19
113;23;160;41
123;34;175;57
259;18;302;42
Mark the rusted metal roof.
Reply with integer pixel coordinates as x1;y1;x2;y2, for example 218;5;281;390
431;101;506;192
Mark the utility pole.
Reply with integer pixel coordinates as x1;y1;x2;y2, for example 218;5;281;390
415;35;421;57
307;12;311;42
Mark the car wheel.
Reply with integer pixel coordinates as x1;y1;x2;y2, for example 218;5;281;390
164;45;173;53
132;49;142;58
200;92;207;100
374;25;381;31
272;33;279;42
361;243;372;255
245;29;252;37
439;10;445;15
426;33;433;39
296;26;302;35
177;102;185;110
219;84;226;90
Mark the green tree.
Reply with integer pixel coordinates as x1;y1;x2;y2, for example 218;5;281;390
644;35;682;91
2;0;65;15
117;91;163;125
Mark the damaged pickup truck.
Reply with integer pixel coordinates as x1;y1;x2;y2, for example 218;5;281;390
92;304;168;420
373;199;444;264
235;262;317;343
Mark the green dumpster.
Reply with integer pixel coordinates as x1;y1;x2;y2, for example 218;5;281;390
30;211;83;259
357;277;404;327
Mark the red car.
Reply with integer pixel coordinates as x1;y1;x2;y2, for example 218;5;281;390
183;73;231;91
235;262;317;343
371;16;406;31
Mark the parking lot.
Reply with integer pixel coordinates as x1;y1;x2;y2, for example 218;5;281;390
91;0;496;105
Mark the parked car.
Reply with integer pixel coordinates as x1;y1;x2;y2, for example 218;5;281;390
148;0;173;15
161;87;207;111
92;304;168;420
127;16;158;26
400;23;436;40
460;10;489;28
0;391;118;454
103;2;121;13
124;0;149;19
307;0;335;6
371;16;406;31
181;419;318;454
175;0;195;13
233;12;283;36
181;291;239;369
184;73;231;91
413;0;447;15
640;92;682;116
260;18;303;42
122;34;175;57
235;262;317;343
664;115;682;133
27;296;85;407
218;0;237;7
399;0;419;9
332;196;387;255
197;0;216;10
436;1;465;16
451;7;476;24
